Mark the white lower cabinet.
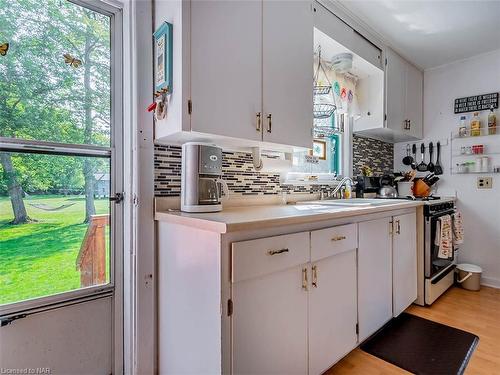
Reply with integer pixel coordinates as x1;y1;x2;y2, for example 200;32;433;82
232;265;309;375
309;248;357;374
358;217;393;342
392;212;417;316
232;233;309;375
230;214;417;374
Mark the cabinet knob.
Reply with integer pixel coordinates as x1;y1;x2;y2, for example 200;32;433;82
256;112;261;132
267;114;272;133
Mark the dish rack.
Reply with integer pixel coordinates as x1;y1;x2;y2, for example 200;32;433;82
313;46;336;119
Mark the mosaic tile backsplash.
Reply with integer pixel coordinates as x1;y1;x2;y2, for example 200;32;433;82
154;145;335;197
352;135;394;176
154;136;394;197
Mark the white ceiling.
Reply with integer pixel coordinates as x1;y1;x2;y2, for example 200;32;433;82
339;0;500;70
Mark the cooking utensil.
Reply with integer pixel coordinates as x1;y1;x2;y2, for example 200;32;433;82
422;172;435;184
434;141;443;175
377;186;399;198
427;176;440;186
417;143;428;172
411;144;417;170
403;144;413;166
427;142;435;172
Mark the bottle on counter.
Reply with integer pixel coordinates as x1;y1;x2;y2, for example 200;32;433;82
470;112;482;136
488;106;497;135
459;115;468;137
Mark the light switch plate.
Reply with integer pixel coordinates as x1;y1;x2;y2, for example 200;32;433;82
477;177;493;189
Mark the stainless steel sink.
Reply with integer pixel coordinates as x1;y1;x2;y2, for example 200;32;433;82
298;198;404;207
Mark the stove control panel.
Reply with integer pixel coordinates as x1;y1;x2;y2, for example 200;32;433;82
424;201;455;215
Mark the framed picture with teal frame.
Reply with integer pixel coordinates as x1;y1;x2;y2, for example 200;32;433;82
153;22;173;93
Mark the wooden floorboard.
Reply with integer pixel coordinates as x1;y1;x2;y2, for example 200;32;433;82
325;286;500;375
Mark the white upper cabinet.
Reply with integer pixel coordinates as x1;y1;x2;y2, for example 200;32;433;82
155;0;314;150
392;212;417;316
190;0;262;142
405;62;424;139
385;48;423;140
385;48;407;135
262;0;313;148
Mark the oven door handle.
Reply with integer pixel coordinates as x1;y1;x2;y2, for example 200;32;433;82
426;209;456;219
431;265;456;284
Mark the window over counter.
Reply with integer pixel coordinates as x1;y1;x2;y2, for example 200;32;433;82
289;113;352;183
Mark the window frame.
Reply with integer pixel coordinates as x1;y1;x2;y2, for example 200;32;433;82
0;0;123;320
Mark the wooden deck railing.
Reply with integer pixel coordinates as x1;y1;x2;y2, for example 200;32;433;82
76;214;109;287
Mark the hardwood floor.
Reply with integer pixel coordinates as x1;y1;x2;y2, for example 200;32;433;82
325;286;500;375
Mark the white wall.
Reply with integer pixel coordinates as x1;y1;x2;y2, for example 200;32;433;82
394;49;500;287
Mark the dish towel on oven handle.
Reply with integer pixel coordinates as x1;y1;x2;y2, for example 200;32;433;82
452;211;464;246
434;214;453;259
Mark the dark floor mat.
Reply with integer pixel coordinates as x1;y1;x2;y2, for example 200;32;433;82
360;313;479;375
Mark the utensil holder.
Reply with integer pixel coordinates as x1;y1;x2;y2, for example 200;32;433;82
413;179;431;197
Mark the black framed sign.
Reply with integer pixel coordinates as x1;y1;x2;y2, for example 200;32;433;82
454;92;498;114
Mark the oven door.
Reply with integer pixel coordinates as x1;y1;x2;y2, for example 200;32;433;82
424;209;456;279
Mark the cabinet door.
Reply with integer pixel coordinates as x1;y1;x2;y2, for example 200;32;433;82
405;63;423;139
232;266;308;375
262;0;313;148
309;250;357;375
393;212;417;316
385;48;407;134
358;217;393;342
191;0;262;141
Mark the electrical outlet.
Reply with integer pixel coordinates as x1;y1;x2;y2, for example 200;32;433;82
477;177;493;189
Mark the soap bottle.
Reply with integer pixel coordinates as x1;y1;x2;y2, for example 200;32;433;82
488;106;497;135
470;112;481;136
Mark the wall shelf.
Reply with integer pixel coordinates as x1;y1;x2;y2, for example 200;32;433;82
451;170;500;175
452;152;500;157
452;127;500;139
449;131;500;175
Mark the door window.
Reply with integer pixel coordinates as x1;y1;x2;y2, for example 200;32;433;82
0;0;118;311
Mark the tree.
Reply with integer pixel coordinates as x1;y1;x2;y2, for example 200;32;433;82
0;0;111;224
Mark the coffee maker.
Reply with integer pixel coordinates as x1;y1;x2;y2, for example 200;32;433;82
181;142;228;213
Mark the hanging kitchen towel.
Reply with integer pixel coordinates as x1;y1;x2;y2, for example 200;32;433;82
453;211;464;246
435;215;453;259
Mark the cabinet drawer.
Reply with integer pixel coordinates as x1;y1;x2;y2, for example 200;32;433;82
232;232;309;283
311;224;357;262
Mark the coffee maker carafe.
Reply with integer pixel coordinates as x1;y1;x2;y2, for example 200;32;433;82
181;142;228;213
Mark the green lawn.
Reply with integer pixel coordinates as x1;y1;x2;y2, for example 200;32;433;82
0;195;110;305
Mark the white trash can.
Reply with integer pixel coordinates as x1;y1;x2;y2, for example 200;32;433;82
456;264;482;291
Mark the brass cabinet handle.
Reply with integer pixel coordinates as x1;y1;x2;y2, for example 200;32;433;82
312;265;318;288
331;235;346;242
267;248;289;256
302;267;308;291
256;112;261;132
396;219;401;235
266;114;272;133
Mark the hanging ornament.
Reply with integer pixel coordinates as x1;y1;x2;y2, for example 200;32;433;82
348;89;353;103
63;53;82;68
333;81;340;96
0;43;9;56
340;87;347;101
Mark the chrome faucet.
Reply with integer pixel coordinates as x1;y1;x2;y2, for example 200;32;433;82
322;176;354;200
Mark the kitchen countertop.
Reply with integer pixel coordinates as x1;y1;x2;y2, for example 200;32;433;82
155;199;426;234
